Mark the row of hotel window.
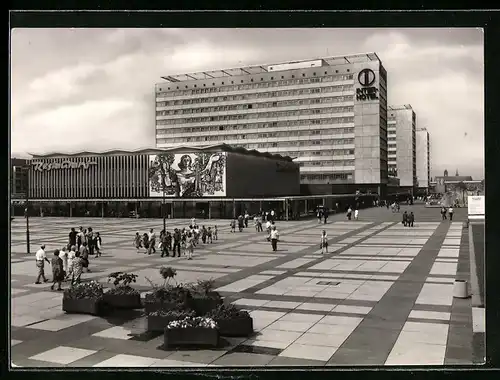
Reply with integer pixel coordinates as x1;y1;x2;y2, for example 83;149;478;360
298;160;355;167
158;138;355;147
157;118;355;135
157;74;355;97
156;96;354;116
300;173;353;181
156;128;355;143
156;108;355;125
156;86;354;106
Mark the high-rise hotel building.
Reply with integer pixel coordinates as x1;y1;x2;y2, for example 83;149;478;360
387;104;417;192
155;53;389;195
416;128;431;192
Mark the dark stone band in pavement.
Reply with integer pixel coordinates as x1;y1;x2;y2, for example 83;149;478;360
444;225;473;364
327;221;451;365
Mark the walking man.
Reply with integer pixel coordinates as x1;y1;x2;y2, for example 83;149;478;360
323;207;329;224
448;206;454;221
35;244;50;284
270;226;280;252
402;211;408;227
408;211;415;227
172;228;181;258
148;229;156;255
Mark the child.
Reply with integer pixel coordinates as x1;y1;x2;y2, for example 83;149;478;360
134;232;142;253
354;209;359;221
213;225;218;240
95;232;102;257
207;227;213;243
230;219;236;233
320;230;328;254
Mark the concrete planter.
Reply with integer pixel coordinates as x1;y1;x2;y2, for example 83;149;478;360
62;297;103;316
216;315;254;337
164;327;219;348
103;293;142;309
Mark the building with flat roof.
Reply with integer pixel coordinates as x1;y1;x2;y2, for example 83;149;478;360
416;128;431;193
387;104;417;193
155;53;389;197
19;144;303;219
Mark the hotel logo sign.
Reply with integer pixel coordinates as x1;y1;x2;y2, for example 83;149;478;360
32;160;98;172
356;68;379;101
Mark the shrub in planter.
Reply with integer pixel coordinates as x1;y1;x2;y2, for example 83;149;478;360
206;304;253;337
63;281;104;315
147;308;196;332
187;279;222;316
144;275;192;314
164;317;219;348
103;272;141;309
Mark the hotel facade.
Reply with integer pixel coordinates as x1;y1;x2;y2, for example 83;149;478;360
155;53;389;196
387;105;417;193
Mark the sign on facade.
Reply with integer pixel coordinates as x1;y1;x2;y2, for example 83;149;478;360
356;68;379;101
32;160;98;172
468;195;485;219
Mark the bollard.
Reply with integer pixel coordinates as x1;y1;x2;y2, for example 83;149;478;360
453;280;469;298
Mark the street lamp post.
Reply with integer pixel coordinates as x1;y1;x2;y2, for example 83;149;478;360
162;187;166;232
25;165;30;255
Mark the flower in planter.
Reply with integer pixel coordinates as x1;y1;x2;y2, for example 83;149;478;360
148;308;196;318
106;272;140;296
64;281;104;300
206;304;250;320
167;316;218;330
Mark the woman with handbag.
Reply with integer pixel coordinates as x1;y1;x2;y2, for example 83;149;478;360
50;249;64;291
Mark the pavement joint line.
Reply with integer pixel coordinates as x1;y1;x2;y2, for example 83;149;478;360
327;221;452;365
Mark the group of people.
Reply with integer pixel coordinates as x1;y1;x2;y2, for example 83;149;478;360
441;206;454;221
402;211;416;227
34;225;103;290
134;219;219;260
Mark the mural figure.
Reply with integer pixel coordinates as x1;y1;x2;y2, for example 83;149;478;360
149;152;226;198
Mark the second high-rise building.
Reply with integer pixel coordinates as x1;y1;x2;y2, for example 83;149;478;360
155;53;389;196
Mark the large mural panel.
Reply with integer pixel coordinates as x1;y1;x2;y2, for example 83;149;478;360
149;152;227;198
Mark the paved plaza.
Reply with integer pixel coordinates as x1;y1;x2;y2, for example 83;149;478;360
10;205;475;367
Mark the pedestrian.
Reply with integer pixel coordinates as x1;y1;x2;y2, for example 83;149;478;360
71;251;84;285
257;215;263;232
270;209;276;222
76;227;85;250
207;227;213;243
244;211;250;228
148;229;156;255
50;249;64;291
230;219;236;233
186;232;194;260
396;203;400;212
172;228;182;257
161;232;170;257
66;245;76;280
68;228;77;250
80;242;90;272
181;229;187;255
448;206;454;221
346;207;352;221
201;226;207;244
270;226;279;252
87;227;95;258
254;215;260;232
237;215;244;232
317;208;322;224
134;232;142;253
34;244;50;284
213;225;218;240
59;246;69;275
354;209;359;221
408;211;415;227
441;206;447;220
320;230;328;254
402;211;408;227
265;220;272;241
323;208;329;224
95;232;102;257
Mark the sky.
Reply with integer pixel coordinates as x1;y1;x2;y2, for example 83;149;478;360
10;28;484;179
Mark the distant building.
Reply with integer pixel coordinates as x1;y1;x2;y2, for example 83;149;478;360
416;128;430;193
387;105;417;193
429;169;482;206
10;158;29;199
